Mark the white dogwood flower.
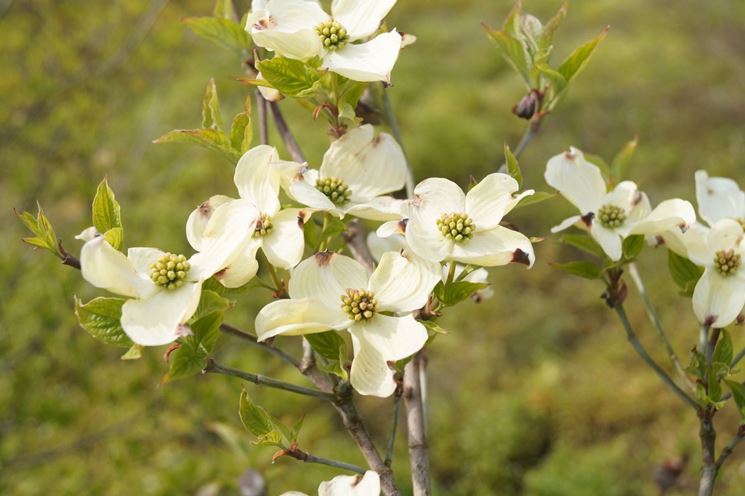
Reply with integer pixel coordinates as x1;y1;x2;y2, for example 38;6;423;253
281;470;380;496
404;173;535;267
247;0;402;82
695;170;745;228
285;125;407;220
256;251;439;397
367;228;494;302
187;145;309;288
80;201;256;346
545;147;696;261
684;219;745;328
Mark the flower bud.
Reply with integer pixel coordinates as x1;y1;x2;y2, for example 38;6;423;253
512;89;543;120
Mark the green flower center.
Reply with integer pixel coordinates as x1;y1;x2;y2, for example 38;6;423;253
150;253;190;290
437;213;475;242
315;19;349;50
316;176;352;206
597;204;627;229
714;249;741;277
253;213;274;238
341;289;377;322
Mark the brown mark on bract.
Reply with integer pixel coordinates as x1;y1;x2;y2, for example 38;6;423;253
297;210;308;228
314;251;334;266
581;212;595;227
631;189;643;206
512;248;531;266
198;201;212;217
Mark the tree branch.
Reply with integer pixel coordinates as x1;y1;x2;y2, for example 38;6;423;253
403;353;430;495
204;360;336;401
628;263;694;391
698;409;718;496
716;427;745;470
269;101;305;163
219;323;300;368
385;390;402;467
344;219;375;270
498;118;541;172
381;85;414;198
282;443;366;475
613;304;699;410
256;91;269;146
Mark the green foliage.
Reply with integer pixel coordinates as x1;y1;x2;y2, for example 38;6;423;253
16;204;61;258
621;234;645;261
551;261;602;280
239;389;302;447
201;78;224;131
183;16;251;53
610;137;639;183
257;57;321;98
305;331;348;379
560;233;604;257
503;143;522;187
724;380;745;419
668;250;704;297
434;280;490;307
74;296;133;348
91;178;124;249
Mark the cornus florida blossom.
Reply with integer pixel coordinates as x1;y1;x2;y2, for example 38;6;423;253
256;251;440;397
695;170;745;228
187;145;308;288
545;147;696;261
247;0;402;83
284;124;407;220
403;173;535;266
79;201;257;346
685;219;745;328
281;470;380;496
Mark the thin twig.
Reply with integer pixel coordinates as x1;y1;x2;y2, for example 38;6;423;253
381;85;414;198
698;409;718;496
344;219;375;270
731;347;745;368
498;119;541;172
203;360;336;402
403;353;431;496
613;305;699;410
385;392;402;467
628;263;694;391
716;429;745;469
256;91;270;146
219;323;300;368
283;444;366;474
269;101;305;163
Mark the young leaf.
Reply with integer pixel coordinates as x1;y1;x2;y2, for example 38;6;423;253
667;251;703;297
561;233;604;257
202;79;223;131
165;311;223;382
515;191;556;209
154;128;239;163
504;144;522;188
713;330;733;366
213;0;236;19
16;205;61;257
191;290;233;323
305;331;346;362
539;1;568;51
482;25;531;86
103;227;123;250
622;235;645;260
610;137;639;183
121;344;143;360
724;380;745;418
421;320;448;335
92;179;122;245
551;261;602;279
257;57;321;97
230;97;253;154
183;16;251;52
74;296;133;348
239;389;277;438
436;281;490;307
557;27;608;83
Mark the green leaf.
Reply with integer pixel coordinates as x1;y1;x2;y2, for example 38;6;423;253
305;331;345;362
121;344;143;360
515;191;556;209
483;25;531;86
561;233;604;257
708;368;722;403
183;16;251;52
16;205;60;257
539;1;568;51
239;389;279;440
201;78;223;131
435;281;490;307
552;261;602;279
421;319;448;334
504;144;522;188
289;416;305;443
165;311;223;382
724;380;745;418
213;0;236;19
74;296;133;348
583;153;611;179
557;27;608;83
153;128;239;162
667;250;703;297
622;235;645;260
257;57;321;97
230;97;253;154
103;227;123;250
536;63;567;97
191;290;233;323
610;137;639;183
92;179;123;244
713;330;734;366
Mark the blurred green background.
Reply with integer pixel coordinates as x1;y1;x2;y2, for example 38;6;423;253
2;0;745;494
